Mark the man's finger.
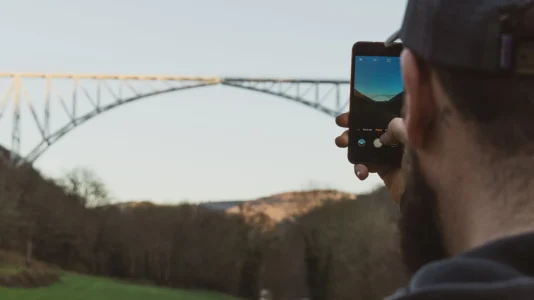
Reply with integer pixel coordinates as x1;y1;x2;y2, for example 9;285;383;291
354;164;388;179
380;118;408;145
335;130;349;148
354;164;369;180
335;112;349;128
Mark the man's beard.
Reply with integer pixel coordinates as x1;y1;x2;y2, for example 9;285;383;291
398;149;448;275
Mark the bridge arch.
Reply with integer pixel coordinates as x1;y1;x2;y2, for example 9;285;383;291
0;74;349;163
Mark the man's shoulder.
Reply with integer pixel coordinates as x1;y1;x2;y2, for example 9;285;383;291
387;257;534;300
388;233;534;300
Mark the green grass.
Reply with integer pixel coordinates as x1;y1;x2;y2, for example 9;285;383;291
0;272;240;300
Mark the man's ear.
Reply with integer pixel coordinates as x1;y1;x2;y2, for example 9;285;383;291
401;49;438;149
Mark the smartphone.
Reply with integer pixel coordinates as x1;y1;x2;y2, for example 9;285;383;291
348;41;404;167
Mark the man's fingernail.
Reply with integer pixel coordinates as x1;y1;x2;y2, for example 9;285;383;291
356;170;361;178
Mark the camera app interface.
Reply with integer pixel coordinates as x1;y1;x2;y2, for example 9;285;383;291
352;56;403;150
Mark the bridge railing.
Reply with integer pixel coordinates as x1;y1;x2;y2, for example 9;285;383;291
0;73;349;162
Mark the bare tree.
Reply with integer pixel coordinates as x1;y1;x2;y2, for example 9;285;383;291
56;167;111;207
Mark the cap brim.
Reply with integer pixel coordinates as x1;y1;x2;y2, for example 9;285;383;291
384;29;401;47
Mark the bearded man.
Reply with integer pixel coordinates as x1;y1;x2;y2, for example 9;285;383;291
335;1;534;299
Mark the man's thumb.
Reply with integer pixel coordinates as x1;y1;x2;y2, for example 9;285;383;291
380;118;407;145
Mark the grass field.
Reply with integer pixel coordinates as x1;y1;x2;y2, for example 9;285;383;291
0;272;240;300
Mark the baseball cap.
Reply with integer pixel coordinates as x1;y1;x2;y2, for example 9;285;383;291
385;0;534;75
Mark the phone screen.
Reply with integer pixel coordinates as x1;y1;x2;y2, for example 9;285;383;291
348;45;404;166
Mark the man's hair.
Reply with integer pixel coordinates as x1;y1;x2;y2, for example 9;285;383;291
415;55;534;157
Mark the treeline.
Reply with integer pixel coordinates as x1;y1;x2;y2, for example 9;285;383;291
0;161;408;300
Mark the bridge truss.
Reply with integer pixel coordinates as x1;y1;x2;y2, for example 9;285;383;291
0;73;350;163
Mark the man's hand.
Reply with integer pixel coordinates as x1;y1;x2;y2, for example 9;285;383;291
335;112;407;204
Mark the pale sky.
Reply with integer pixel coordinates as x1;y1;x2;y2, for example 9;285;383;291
0;0;407;203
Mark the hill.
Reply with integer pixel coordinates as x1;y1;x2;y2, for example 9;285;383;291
226;189;357;222
117;189;358;223
199;201;245;211
106;200;246;211
115;189;357;223
0;156;405;299
111;201;156;211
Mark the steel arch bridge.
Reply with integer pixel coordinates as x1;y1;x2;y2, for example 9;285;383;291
0;73;350;163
